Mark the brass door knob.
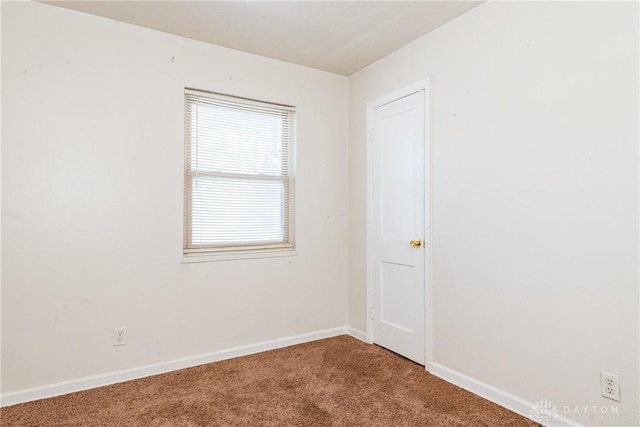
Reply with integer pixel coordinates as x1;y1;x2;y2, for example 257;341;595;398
409;239;422;248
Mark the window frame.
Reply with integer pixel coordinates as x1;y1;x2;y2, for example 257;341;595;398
182;88;296;261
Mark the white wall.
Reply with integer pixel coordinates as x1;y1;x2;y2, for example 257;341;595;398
1;1;348;393
0;0;4;394
349;2;638;426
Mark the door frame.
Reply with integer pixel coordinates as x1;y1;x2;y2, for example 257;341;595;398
365;79;433;371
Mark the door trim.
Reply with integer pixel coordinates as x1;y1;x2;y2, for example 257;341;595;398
365;79;433;371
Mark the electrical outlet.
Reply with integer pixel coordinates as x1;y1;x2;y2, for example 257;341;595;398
113;327;127;347
601;371;620;402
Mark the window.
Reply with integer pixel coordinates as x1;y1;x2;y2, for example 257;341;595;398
184;89;295;257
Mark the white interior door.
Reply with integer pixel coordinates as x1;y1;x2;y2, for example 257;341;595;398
370;89;426;365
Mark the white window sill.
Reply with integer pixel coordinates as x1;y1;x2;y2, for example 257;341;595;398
181;250;298;263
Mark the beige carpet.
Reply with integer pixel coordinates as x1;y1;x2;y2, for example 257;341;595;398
1;335;540;426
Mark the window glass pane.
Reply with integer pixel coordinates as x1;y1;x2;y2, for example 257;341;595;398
189;102;284;176
190;176;285;246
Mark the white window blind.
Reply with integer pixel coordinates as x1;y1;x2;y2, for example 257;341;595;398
184;89;295;255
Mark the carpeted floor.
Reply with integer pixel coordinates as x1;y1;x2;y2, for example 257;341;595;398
1;335;540;426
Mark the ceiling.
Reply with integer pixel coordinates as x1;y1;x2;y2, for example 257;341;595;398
44;1;483;76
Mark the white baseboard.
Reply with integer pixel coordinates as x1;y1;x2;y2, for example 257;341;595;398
429;363;583;427
1;326;347;407
346;327;368;342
